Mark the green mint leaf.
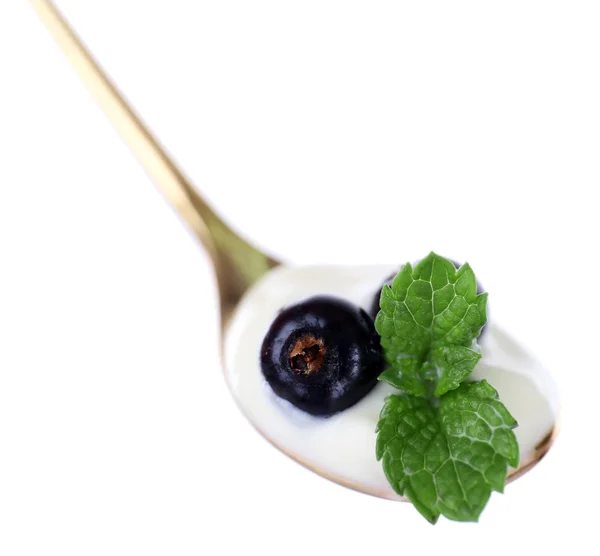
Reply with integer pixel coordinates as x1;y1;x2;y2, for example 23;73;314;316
376;380;519;523
374;252;487;397
431;346;482;397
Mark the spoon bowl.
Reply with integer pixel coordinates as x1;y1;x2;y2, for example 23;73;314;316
32;0;559;502
225;264;559;501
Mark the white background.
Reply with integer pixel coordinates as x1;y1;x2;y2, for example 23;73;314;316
1;1;599;554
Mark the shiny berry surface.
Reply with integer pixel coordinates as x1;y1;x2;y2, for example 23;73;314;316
260;296;383;416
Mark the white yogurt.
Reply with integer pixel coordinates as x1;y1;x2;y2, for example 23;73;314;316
225;265;559;500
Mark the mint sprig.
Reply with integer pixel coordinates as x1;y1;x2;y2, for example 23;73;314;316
374;253;518;523
375;253;487;397
376;381;519;523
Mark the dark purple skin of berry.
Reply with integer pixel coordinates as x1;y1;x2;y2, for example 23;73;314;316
260;296;384;417
369;259;487;334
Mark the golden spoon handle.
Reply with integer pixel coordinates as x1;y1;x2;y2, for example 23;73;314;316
30;0;212;250
30;0;277;308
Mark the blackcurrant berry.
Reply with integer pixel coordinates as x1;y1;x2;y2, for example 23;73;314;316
260;296;383;416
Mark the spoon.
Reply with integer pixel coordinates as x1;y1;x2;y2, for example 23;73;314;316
31;0;558;501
